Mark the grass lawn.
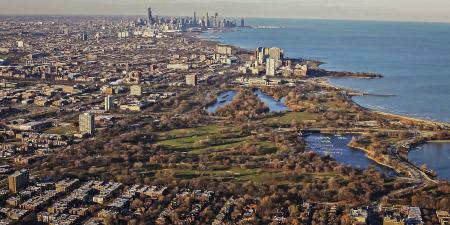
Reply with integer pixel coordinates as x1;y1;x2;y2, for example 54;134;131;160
264;111;319;125
154;125;277;154
44;126;78;135
174;167;284;183
174;167;343;184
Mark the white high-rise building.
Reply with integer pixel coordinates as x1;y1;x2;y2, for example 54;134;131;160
79;113;95;135
105;95;114;111
266;58;276;76
268;47;284;61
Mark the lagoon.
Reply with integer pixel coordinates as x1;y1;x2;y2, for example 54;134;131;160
305;133;397;176
408;142;450;182
207;90;237;113
254;90;289;112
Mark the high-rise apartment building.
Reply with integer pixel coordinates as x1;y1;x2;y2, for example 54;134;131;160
266;58;276;76
105;95;114;111
79;113;95;135
268;47;284;61
255;47;268;64
8;170;29;193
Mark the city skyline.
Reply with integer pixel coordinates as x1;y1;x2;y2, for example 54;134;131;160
1;0;450;23
0;1;449;224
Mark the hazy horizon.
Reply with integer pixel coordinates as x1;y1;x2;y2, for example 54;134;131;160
1;0;450;23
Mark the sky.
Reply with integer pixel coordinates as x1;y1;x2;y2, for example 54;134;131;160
1;0;450;23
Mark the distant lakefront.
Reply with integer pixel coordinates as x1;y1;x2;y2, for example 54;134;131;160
201;18;450;181
202;18;450;123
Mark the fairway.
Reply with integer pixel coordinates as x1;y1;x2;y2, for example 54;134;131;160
154;125;277;154
264;111;319;125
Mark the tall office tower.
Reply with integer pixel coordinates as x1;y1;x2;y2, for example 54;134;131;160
255;47;267;64
214;13;219;27
148;7;153;24
194;12;197;25
268;47;284;61
105;95;114;111
8;170;29;193
79;112;95;135
266;58;276;76
206;12;210;27
241;19;245;27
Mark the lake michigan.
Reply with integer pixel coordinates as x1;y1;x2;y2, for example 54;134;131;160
202;18;450;181
203;18;450;123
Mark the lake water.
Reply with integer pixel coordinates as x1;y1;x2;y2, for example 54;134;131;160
254;89;289;112
202;19;450;181
305;133;397;176
202;19;450;123
408;142;450;182
207;90;237;113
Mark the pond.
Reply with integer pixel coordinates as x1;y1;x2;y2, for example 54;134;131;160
408;142;450;182
207;90;237;113
254;90;289;112
305;133;397;176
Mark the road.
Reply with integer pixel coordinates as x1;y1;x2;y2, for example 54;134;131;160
385;134;439;198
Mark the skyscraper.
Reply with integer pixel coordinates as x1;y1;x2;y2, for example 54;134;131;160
266;58;276;76
8;170;29;193
105;95;114;111
214;13;219;27
148;7;153;24
268;47;284;61
241;19;245;27
79;113;95;135
194;12;197;25
255;47;268;64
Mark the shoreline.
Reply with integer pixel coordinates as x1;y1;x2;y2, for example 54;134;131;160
426;140;450;143
197;30;450;127
347;142;401;174
195;30;449;179
320;78;450;128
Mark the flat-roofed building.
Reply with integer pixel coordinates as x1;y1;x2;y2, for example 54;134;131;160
186;74;197;86
130;85;142;97
216;44;233;55
266;58;276;76
8;170;29;193
104;95;114;111
79;113;95;135
268;47;284;61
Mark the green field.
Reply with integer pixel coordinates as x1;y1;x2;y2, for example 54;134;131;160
44;126;78;135
264;111;319;125
173;167;343;184
154;125;276;155
150;123;346;185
